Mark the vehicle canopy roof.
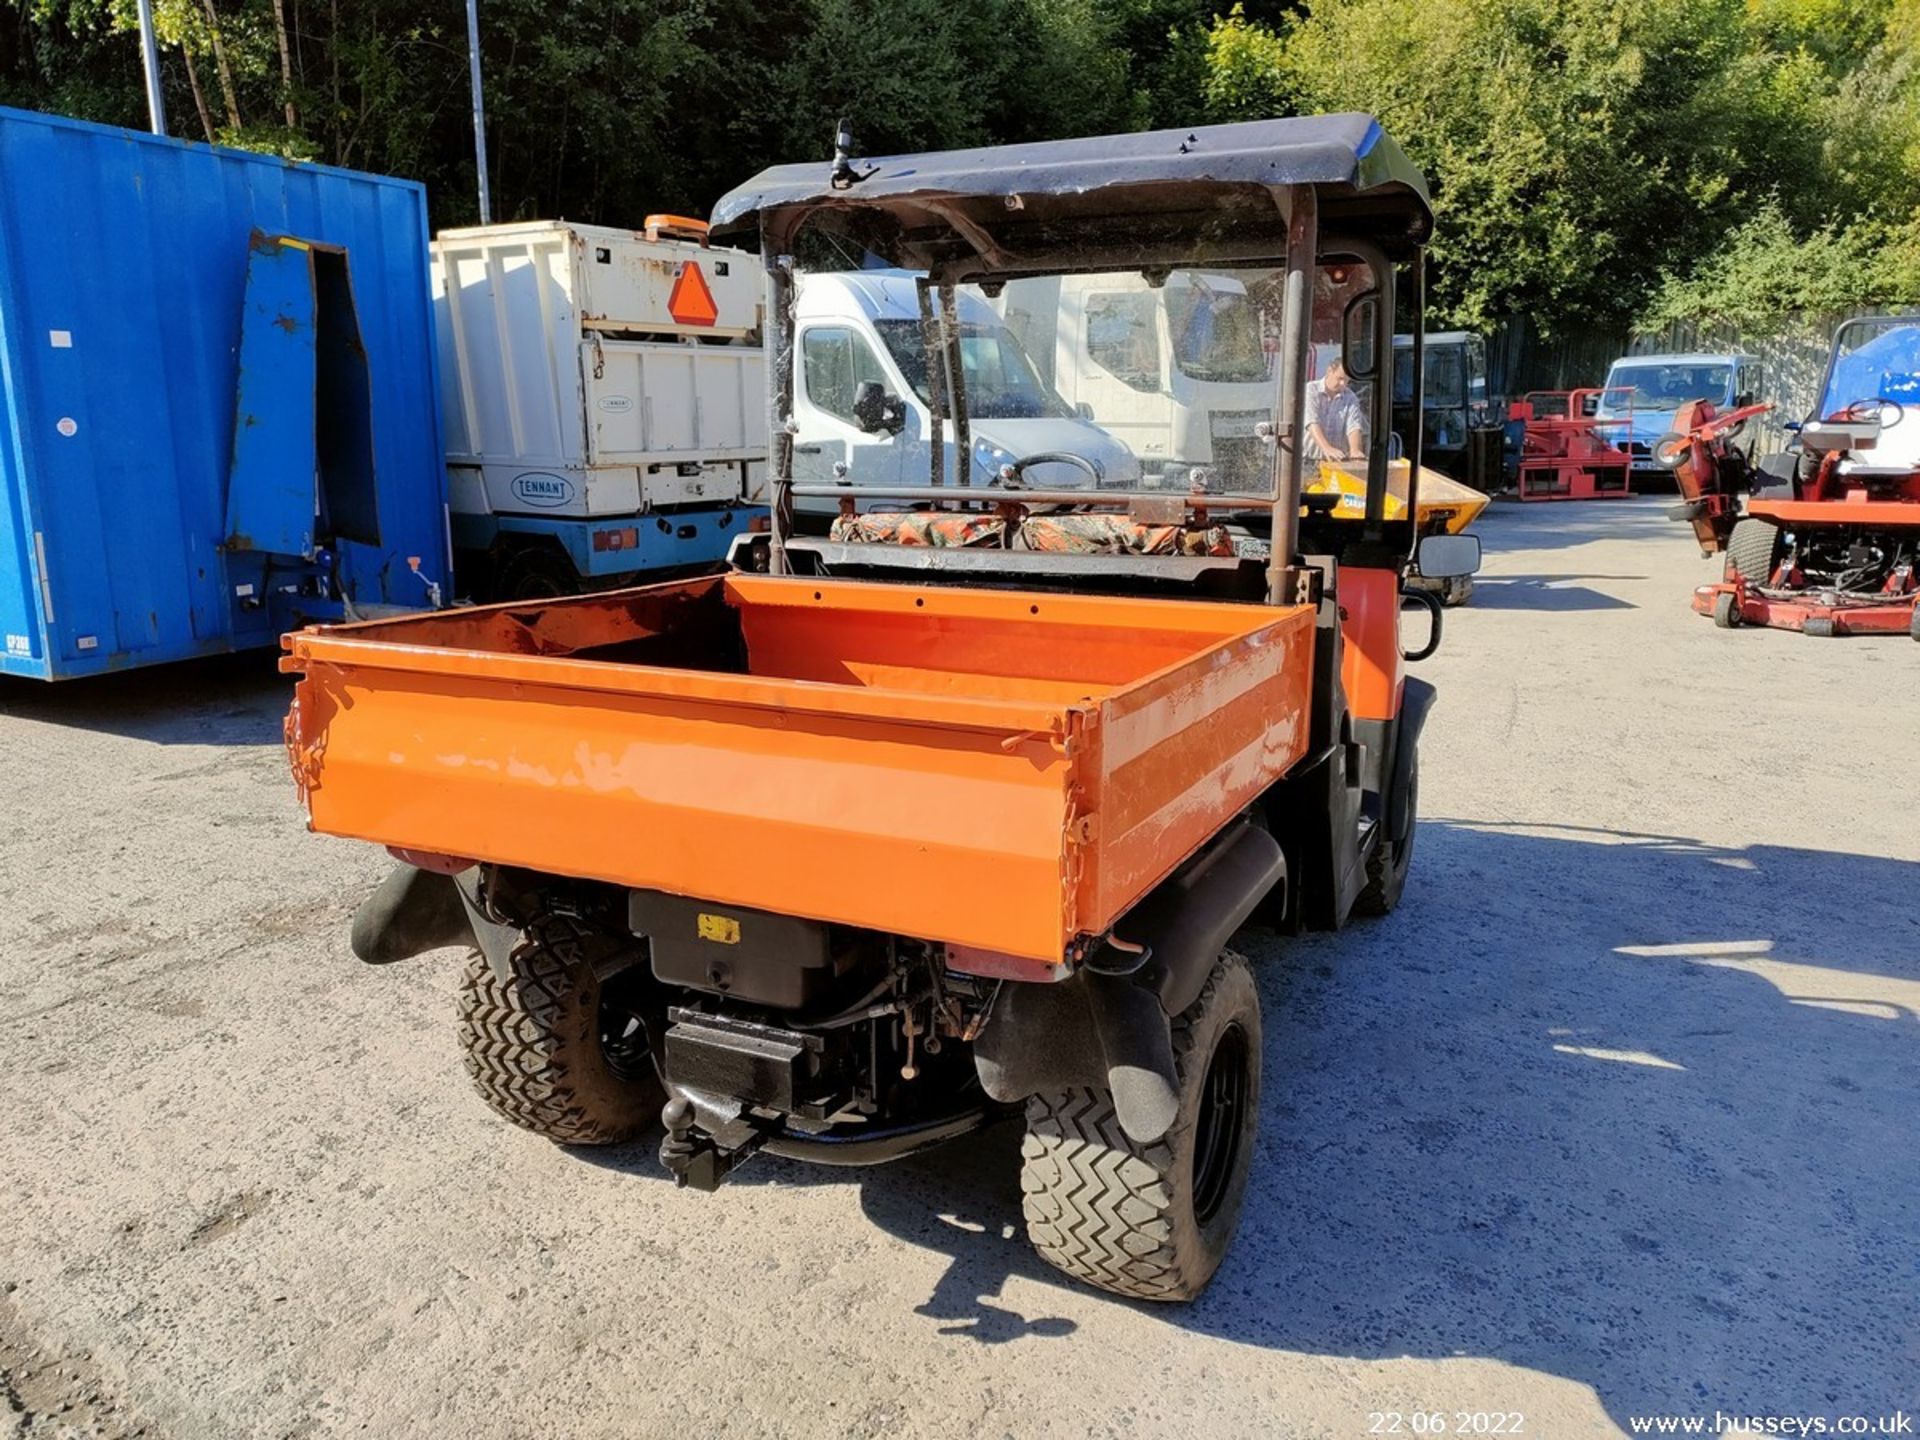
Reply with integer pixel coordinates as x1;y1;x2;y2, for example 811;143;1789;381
710;114;1432;279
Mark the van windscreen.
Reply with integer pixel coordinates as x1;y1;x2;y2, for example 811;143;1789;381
872;319;1073;420
1599;363;1732;412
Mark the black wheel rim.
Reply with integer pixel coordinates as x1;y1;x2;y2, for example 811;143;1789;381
1192;1021;1251;1225
596;972;655;1085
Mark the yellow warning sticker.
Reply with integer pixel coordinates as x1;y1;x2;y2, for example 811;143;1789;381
696;913;740;945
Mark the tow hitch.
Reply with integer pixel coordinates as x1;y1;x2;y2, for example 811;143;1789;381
659;1096;770;1191
656;1006;848;1190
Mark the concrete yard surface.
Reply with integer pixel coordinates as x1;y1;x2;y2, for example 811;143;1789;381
0;499;1914;1438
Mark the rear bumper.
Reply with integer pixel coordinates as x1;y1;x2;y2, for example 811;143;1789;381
451;505;767;577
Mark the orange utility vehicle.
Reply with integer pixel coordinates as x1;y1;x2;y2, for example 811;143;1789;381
281;116;1477;1301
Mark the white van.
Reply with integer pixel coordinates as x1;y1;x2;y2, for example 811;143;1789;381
792;271;1138;512
1599;351;1764;474
998;272;1275;488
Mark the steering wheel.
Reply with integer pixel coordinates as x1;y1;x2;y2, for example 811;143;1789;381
1000;451;1103;487
1831;397;1905;427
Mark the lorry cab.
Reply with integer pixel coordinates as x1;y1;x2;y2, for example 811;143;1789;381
1599;351;1763;475
995;272;1275;488
1392;330;1501;486
790;270;1139;512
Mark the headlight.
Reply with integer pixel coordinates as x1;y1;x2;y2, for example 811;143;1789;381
973;438;1015;482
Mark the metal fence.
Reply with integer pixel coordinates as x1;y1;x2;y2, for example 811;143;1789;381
1486;317;1628;402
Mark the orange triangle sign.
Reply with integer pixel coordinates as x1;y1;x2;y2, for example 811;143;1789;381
667;261;719;326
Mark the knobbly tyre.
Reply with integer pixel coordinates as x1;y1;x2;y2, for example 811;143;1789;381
281;115;1479;1301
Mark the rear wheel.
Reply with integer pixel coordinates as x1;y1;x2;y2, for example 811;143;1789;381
1020;952;1260;1301
456;915;664;1145
496;546;582;602
1725;517;1782;586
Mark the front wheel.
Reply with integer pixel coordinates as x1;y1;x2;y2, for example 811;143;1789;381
456;916;665;1145
1355;742;1418;916
1724;517;1782;587
1020;952;1261;1301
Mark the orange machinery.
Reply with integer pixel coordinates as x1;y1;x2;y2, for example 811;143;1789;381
1509;388;1635;500
1664;315;1920;637
286;575;1314;971
280;115;1477;1305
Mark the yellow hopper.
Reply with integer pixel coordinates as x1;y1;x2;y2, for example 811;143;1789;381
1306;460;1489;535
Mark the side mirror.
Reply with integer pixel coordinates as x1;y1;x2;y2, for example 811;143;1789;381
1341;291;1379;377
1075;401;1095;421
852;380;903;435
1417;532;1481;579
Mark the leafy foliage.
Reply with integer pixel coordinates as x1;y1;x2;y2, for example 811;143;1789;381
0;0;1171;226
0;0;1913;336
1183;0;1919;333
1640;200;1886;333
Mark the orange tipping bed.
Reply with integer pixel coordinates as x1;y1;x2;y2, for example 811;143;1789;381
282;575;1315;967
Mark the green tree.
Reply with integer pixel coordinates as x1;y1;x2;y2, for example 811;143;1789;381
1198;0;1793;330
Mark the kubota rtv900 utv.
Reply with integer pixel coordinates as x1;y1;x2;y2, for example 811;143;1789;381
281;115;1477;1300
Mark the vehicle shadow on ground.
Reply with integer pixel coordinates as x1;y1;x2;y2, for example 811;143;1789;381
1468;575;1640;611
1476;498;1679;555
0;653;289;746
749;819;1917;1423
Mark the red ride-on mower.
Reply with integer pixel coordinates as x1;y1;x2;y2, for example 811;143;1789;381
1662;315;1920;639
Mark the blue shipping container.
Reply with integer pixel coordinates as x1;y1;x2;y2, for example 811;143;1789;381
0;106;448;680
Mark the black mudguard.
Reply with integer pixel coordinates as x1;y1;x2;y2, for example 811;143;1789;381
972;819;1284;1144
349;863;519;977
1386;677;1436;847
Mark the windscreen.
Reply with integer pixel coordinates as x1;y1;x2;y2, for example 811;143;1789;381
1425;345;1467;409
783;220;1394;507
1168;279;1269;383
1392;343;1471;411
871;319;1072;420
1598;362;1732;413
1821;318;1920;466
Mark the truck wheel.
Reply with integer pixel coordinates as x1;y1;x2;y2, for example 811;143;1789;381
1355;744;1418;916
1020;951;1261;1302
497;546;581;601
456;917;664;1145
1725;517;1781;586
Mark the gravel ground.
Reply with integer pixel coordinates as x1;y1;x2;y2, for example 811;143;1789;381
0;498;1914;1440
